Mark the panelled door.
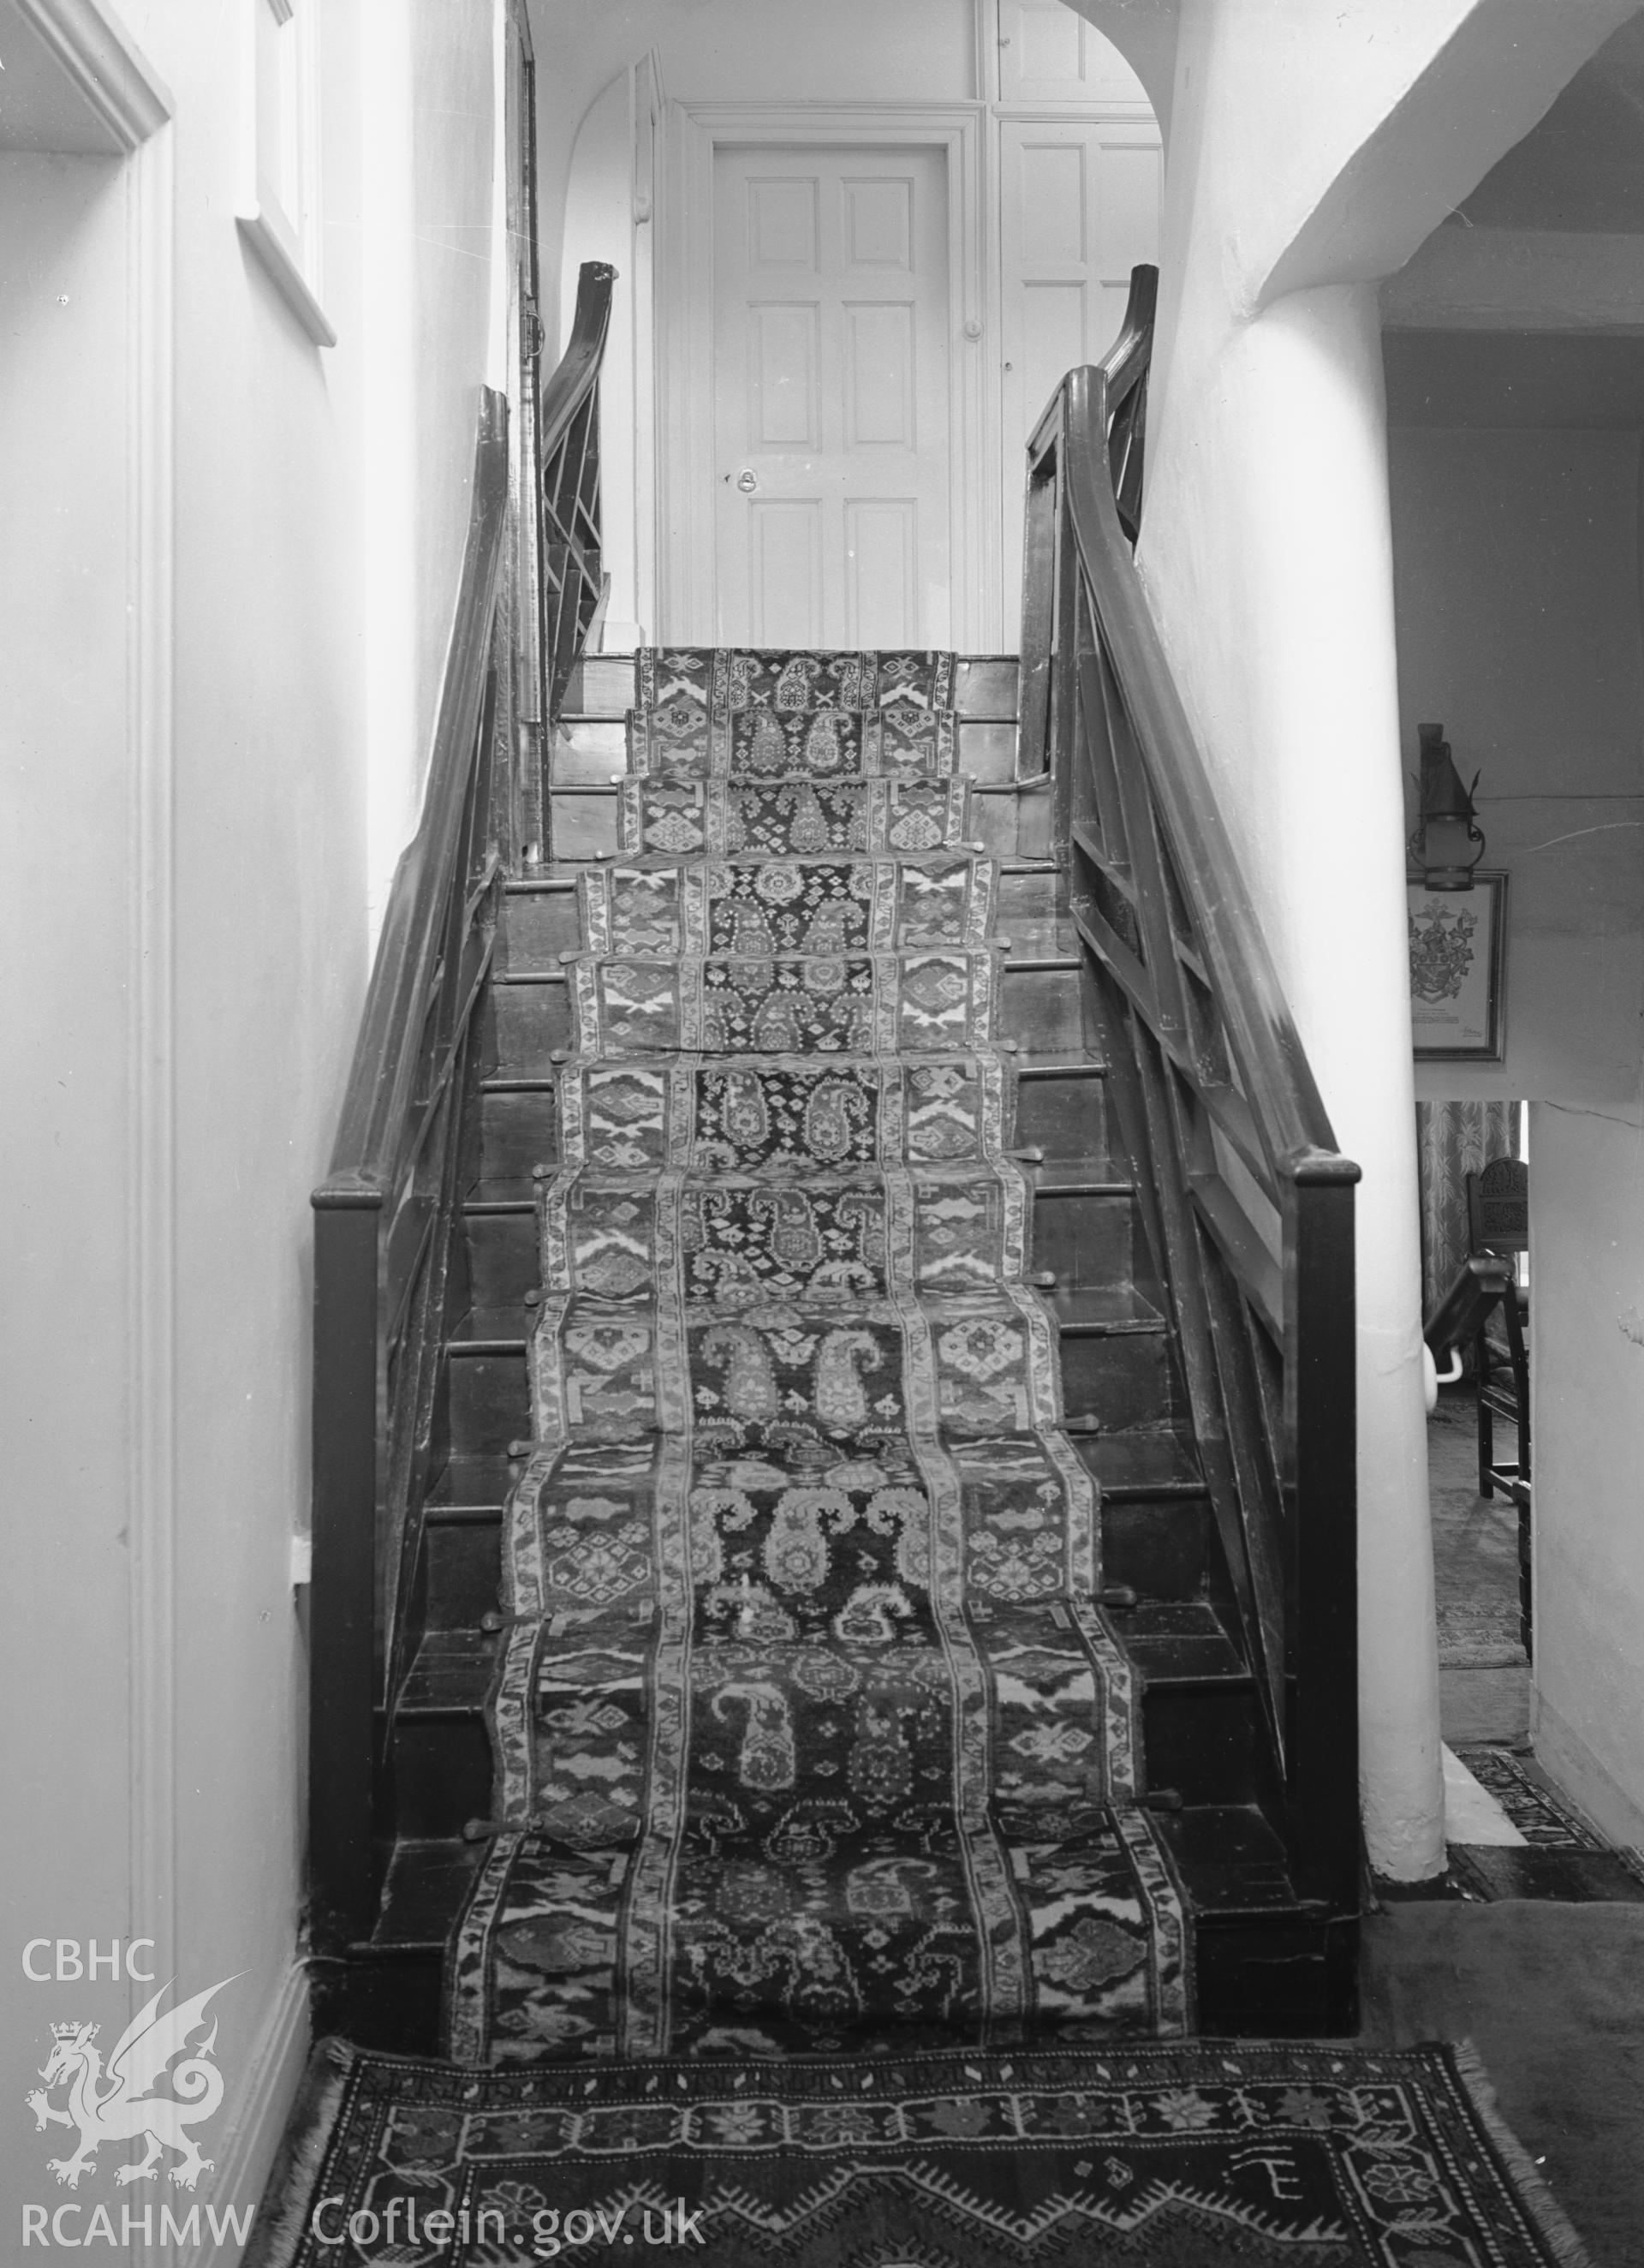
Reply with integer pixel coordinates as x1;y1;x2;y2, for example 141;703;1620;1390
712;145;952;648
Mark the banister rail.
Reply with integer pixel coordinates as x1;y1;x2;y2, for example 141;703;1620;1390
539;260;615;781
1022;268;1361;1920
320;397;511;1203
309;265;616;1952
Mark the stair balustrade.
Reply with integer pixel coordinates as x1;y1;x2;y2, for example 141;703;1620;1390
1022;268;1361;1937
308;265;616;1955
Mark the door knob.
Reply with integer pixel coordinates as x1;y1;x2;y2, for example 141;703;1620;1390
736;469;758;493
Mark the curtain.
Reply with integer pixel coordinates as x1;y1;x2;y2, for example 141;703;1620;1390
1415;1100;1522;1322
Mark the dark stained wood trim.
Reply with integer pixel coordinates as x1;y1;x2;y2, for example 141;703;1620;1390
1031;265;1362;1948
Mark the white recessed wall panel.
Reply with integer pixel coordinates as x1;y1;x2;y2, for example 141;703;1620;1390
998;116;1160;639
1097;139;1163;278
1018;139;1087;265
1022;279;1088;432
750;301;820;448
998;0;1150;105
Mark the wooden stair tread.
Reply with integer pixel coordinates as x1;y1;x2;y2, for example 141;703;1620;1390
447;1315;527;1352
1153;1805;1311;1915
1077;1429;1205;1495
464;1188;538;1213
1112;1600;1249;1684
562;654;1022;720
1044;1284;1165;1333
393;1630;497;1716
369;1837;485;1950
426;1457;515;1512
1029;1160;1133;1195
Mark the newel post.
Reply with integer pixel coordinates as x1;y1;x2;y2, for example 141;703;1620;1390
308;1181;384;1949
1286;1155;1361;1922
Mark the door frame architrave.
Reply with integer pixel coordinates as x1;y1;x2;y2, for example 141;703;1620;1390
656;101;998;648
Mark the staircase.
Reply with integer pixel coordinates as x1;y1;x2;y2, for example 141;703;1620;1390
309;266;1361;2059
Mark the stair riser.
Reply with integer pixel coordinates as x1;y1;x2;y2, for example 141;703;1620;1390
549;717;1020;789
461;1191;1135;1315
489;982;573;1075
1141;1687;1263;1805
998;870;1064;924
489;969;1087;1077
1012;1072;1109;1160
561;654;1022;721
465;1214;538;1310
501;890;581;970
494;875;1069;975
547;787;1047;864
1101;1496;1212;1602
1032;1191;1135;1291
1000;970;1087;1053
474;1077;1120;1201
551;793;618;861
390;1721;492;1836
315;1958;444;2060
1058;1333;1176;1432
415;1501;1206;1636
1193;1920;1360;2038
423;1519;503;1629
443;1339;1170;1459
498;868;1066;982
475;1089;559;1185
446;1352;529;1459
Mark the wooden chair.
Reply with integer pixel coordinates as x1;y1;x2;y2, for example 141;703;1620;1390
1465;1156;1531;1655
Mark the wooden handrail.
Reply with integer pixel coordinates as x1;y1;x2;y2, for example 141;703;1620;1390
308;268;618;1950
539;262;616;751
539;259;615;468
1022;268;1361;1926
1057;368;1349;1191
318;394;510;1205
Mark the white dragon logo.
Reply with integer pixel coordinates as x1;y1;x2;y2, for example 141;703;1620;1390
25;1976;235;2191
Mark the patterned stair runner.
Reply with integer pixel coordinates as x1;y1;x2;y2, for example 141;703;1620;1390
448;648;1189;2060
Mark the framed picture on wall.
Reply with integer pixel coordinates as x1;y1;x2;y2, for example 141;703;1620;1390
1408;871;1507;1060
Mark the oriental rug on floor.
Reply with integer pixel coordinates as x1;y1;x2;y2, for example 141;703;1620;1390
247;2036;1594;2268
445;648;1189;2062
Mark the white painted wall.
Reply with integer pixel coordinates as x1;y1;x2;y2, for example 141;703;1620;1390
1388;421;1644;1843
1531;1100;1644;1844
366;0;504;928
1081;0;1635;1880
1;1;505;2249
1390;426;1644;1107
532;0;979;348
539;0;1159;646
0;139;145;2207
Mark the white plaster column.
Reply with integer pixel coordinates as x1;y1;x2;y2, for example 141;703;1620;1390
1076;0;1639;1883
1140;280;1442;1877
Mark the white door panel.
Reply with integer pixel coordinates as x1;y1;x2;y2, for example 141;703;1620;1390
999;120;1160;637
714;145;951;648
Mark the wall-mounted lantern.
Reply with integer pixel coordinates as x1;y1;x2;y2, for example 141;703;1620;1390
1409;722;1486;892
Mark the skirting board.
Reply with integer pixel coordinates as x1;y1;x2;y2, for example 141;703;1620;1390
1534;1693;1644;1853
177;1961;310;2268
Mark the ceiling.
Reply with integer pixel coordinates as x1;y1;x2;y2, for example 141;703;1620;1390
1390;9;1644;427
1456;9;1644;234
